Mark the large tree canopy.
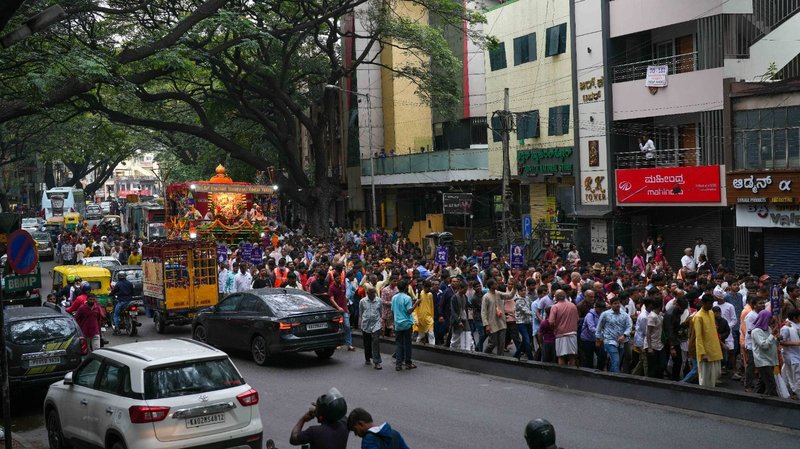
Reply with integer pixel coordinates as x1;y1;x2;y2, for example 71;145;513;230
0;0;487;233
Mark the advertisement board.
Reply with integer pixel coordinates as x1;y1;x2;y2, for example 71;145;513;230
735;204;800;228
727;171;800;205
615;165;721;204
645;65;669;87
443;193;472;215
142;261;165;300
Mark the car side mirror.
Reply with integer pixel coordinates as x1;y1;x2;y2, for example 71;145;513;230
63;372;73;385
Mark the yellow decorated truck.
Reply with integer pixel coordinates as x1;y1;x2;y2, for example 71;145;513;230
142;241;218;333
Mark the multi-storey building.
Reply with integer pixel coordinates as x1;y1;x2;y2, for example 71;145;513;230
484;0;575;244
571;0;800;269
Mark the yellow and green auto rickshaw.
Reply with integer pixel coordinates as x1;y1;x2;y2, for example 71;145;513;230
51;265;112;309
63;212;82;231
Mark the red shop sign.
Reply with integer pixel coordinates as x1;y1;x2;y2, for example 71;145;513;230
615;165;721;204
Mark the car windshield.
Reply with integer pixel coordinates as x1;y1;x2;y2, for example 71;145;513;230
261;293;330;314
116;269;142;281
8;317;76;345
86;259;119;268
22;219;38;225
32;232;50;241
143;357;244;399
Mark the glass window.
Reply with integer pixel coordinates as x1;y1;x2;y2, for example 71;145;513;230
548;105;570;136
489;43;507;71
75;358;103;388
734;132;745;169
217;295;242;312
144;357;243;399
760;130;773;168
788;106;800;127
774;108;787;128
517;110;540;139
773;129;787;169
238;296;266;313
98;364;126;394
513;33;537;66
759;109;774;129
745;130;761;167
734;112;747;129
788;129;800;167
545;23;567;57
259;293;330;315
746;110;760;129
491;115;502;143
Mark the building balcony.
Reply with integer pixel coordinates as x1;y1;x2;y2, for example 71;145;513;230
360;147;494;186
612;52;697;84
611;54;723;121
616;148;702;169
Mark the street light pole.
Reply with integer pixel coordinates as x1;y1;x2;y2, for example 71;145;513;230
326;84;377;228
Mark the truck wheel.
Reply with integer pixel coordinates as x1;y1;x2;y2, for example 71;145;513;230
154;313;166;334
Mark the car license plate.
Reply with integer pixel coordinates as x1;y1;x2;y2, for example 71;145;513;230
186;412;225;428
306;322;327;331
28;356;61;367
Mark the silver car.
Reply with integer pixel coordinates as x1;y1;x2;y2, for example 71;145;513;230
32;231;55;260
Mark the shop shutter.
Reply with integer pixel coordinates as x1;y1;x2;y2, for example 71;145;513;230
763;229;800;278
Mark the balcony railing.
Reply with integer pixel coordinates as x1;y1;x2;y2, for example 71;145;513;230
612;52;698;83
361;147;488;176
616;148;702;169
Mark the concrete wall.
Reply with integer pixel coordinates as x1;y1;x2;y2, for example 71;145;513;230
354;4;386;160
608;0;752;38
612;67;725;121
484;0;574;178
380;2;433;155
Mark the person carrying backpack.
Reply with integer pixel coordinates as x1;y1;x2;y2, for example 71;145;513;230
347;408;410;449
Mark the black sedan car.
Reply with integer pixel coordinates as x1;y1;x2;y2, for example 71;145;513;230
192;288;344;365
3;307;86;389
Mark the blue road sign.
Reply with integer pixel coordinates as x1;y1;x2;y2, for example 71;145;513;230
522;214;532;240
7;230;38;274
510;245;524;268
434;246;449;266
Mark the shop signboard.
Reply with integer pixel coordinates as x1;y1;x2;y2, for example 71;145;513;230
615;165;721;204
727;171;800;205
735;204;800;228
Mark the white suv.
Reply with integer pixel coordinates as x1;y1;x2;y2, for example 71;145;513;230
44;338;263;449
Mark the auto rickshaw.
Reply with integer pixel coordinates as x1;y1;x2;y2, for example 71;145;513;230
64;212;82;231
422;231;455;261
51;265;112;309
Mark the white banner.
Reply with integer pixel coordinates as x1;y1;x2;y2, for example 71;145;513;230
736;204;800;228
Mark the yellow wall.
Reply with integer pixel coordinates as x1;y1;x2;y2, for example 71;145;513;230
380;1;434;155
484;0;574;177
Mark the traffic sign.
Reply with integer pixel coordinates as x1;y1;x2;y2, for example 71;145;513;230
6;230;38;274
522;215;532;240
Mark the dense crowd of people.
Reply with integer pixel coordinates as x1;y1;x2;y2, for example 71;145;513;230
216;226;800;399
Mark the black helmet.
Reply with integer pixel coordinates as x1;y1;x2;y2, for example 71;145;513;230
524;419;556;449
117;272;127;280
314;387;347;422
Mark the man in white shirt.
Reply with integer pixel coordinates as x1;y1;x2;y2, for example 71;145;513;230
234;263;253;292
74;240;86;263
680;248;696;272
639;134;656;162
693;237;708;266
218;263;229;300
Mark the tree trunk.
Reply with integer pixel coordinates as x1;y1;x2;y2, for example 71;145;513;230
301;178;339;236
44;163;56;189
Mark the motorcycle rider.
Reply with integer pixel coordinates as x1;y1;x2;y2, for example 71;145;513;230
66;282;91;314
289;387;349;449
111;272;135;333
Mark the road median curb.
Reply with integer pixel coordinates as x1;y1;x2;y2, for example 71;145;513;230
352;331;800;430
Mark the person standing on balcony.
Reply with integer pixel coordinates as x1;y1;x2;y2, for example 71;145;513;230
639;134;656;166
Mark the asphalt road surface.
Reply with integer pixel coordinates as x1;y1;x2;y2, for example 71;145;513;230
6;261;799;448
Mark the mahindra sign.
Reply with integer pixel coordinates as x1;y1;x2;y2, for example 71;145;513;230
615;165;721;204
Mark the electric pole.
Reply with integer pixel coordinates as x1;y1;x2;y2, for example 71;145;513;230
500;88;513;253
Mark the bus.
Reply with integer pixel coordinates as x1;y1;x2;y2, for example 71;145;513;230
41;187;86;220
